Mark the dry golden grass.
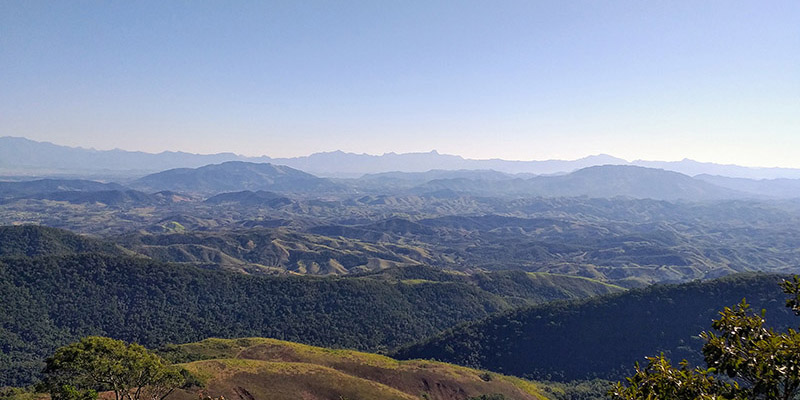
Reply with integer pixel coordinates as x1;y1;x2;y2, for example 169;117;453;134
169;337;550;400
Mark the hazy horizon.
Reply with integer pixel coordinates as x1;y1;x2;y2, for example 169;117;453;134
3;2;799;167
7;135;800;171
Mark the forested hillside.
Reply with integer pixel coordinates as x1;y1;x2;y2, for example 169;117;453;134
0;225;128;258
393;273;799;381
0;250;618;387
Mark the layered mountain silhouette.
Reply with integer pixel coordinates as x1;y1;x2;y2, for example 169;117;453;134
5;136;800;179
2;136;799;200
695;174;800;199
0;136;263;176
409;165;749;201
0;163;788;201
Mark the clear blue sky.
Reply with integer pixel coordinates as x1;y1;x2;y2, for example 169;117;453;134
1;1;799;167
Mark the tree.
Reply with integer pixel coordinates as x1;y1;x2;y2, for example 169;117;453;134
609;276;800;400
42;336;183;400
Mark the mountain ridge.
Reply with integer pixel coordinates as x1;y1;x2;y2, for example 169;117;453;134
408;165;752;201
131;161;345;194
5;136;800;179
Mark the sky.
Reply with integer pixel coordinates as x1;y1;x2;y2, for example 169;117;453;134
1;1;799;167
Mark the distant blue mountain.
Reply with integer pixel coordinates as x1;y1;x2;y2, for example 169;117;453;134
694;174;800;199
271;151;630;177
410;165;749;201
3;136;800;180
0;136;263;177
632;158;800;180
131;161;345;194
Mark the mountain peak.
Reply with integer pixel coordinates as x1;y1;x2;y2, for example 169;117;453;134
132;161;343;194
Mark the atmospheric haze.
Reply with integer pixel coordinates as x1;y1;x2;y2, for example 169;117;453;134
1;1;799;167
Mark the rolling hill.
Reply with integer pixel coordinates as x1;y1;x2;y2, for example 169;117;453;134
0;225;129;258
204;190;293;207
306;211;800;286
0;179;124;199
115;228;438;274
353;169;516;192
26;189;170;206
161;337;549;400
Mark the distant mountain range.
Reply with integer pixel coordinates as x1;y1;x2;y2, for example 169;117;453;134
409;165;749;201
4;136;800;179
694;174;800;198
4;160;800;200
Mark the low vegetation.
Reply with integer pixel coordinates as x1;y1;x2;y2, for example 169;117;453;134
163;337;551;400
17;336;552;400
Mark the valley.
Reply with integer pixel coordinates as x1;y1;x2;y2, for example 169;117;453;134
5;3;798;397
2;150;800;399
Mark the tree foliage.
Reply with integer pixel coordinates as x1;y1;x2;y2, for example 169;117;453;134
394;273;798;381
42;337;183;400
610;276;800;399
0;253;512;386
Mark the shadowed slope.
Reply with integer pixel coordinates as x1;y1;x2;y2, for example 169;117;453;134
393;273;798;381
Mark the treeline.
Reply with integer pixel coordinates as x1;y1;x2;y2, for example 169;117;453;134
393;273;799;381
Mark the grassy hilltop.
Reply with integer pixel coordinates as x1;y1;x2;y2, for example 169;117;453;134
163;337;549;400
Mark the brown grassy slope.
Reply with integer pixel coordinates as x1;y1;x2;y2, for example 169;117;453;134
165;338;548;400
